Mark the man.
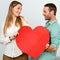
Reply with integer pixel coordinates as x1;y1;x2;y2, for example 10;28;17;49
31;3;60;60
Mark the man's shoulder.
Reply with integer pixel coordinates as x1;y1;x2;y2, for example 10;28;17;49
53;21;60;28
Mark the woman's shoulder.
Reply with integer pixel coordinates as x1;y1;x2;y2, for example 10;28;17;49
20;16;29;26
20;16;25;19
20;16;27;22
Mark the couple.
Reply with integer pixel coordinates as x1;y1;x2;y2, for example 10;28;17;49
0;1;60;60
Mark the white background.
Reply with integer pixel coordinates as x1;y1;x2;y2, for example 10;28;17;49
0;0;60;60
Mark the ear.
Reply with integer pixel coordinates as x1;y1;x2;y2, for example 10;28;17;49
50;10;54;15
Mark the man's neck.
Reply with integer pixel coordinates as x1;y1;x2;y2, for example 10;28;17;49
48;16;56;22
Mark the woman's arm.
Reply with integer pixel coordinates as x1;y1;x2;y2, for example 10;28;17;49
0;34;11;44
0;32;18;44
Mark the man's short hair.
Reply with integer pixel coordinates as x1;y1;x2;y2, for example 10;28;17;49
44;3;57;15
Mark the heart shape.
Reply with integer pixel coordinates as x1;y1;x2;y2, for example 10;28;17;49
16;26;49;59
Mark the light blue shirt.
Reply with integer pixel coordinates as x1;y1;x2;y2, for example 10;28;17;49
31;20;60;60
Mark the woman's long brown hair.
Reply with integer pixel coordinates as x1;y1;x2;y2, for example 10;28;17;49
3;1;23;35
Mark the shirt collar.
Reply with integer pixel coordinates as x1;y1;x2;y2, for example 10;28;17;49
46;20;57;25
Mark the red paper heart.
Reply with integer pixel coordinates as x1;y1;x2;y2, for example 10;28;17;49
16;26;49;59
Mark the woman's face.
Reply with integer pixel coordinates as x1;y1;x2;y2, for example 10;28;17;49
12;4;22;17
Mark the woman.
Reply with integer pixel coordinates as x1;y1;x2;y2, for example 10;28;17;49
1;1;29;60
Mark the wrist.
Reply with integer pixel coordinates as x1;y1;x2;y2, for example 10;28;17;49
9;36;12;41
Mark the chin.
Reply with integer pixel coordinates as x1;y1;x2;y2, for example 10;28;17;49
45;18;48;20
16;14;20;16
45;18;49;20
16;15;19;17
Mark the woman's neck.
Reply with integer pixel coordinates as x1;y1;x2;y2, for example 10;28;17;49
12;15;17;25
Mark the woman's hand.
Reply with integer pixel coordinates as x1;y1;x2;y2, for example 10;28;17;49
9;32;18;41
13;32;18;37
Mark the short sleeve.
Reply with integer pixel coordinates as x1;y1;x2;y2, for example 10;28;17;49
51;27;60;48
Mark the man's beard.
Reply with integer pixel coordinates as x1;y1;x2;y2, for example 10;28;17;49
45;17;51;21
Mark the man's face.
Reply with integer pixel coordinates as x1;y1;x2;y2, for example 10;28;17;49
43;7;51;20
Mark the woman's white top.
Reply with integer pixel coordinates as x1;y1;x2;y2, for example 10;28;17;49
0;17;29;58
